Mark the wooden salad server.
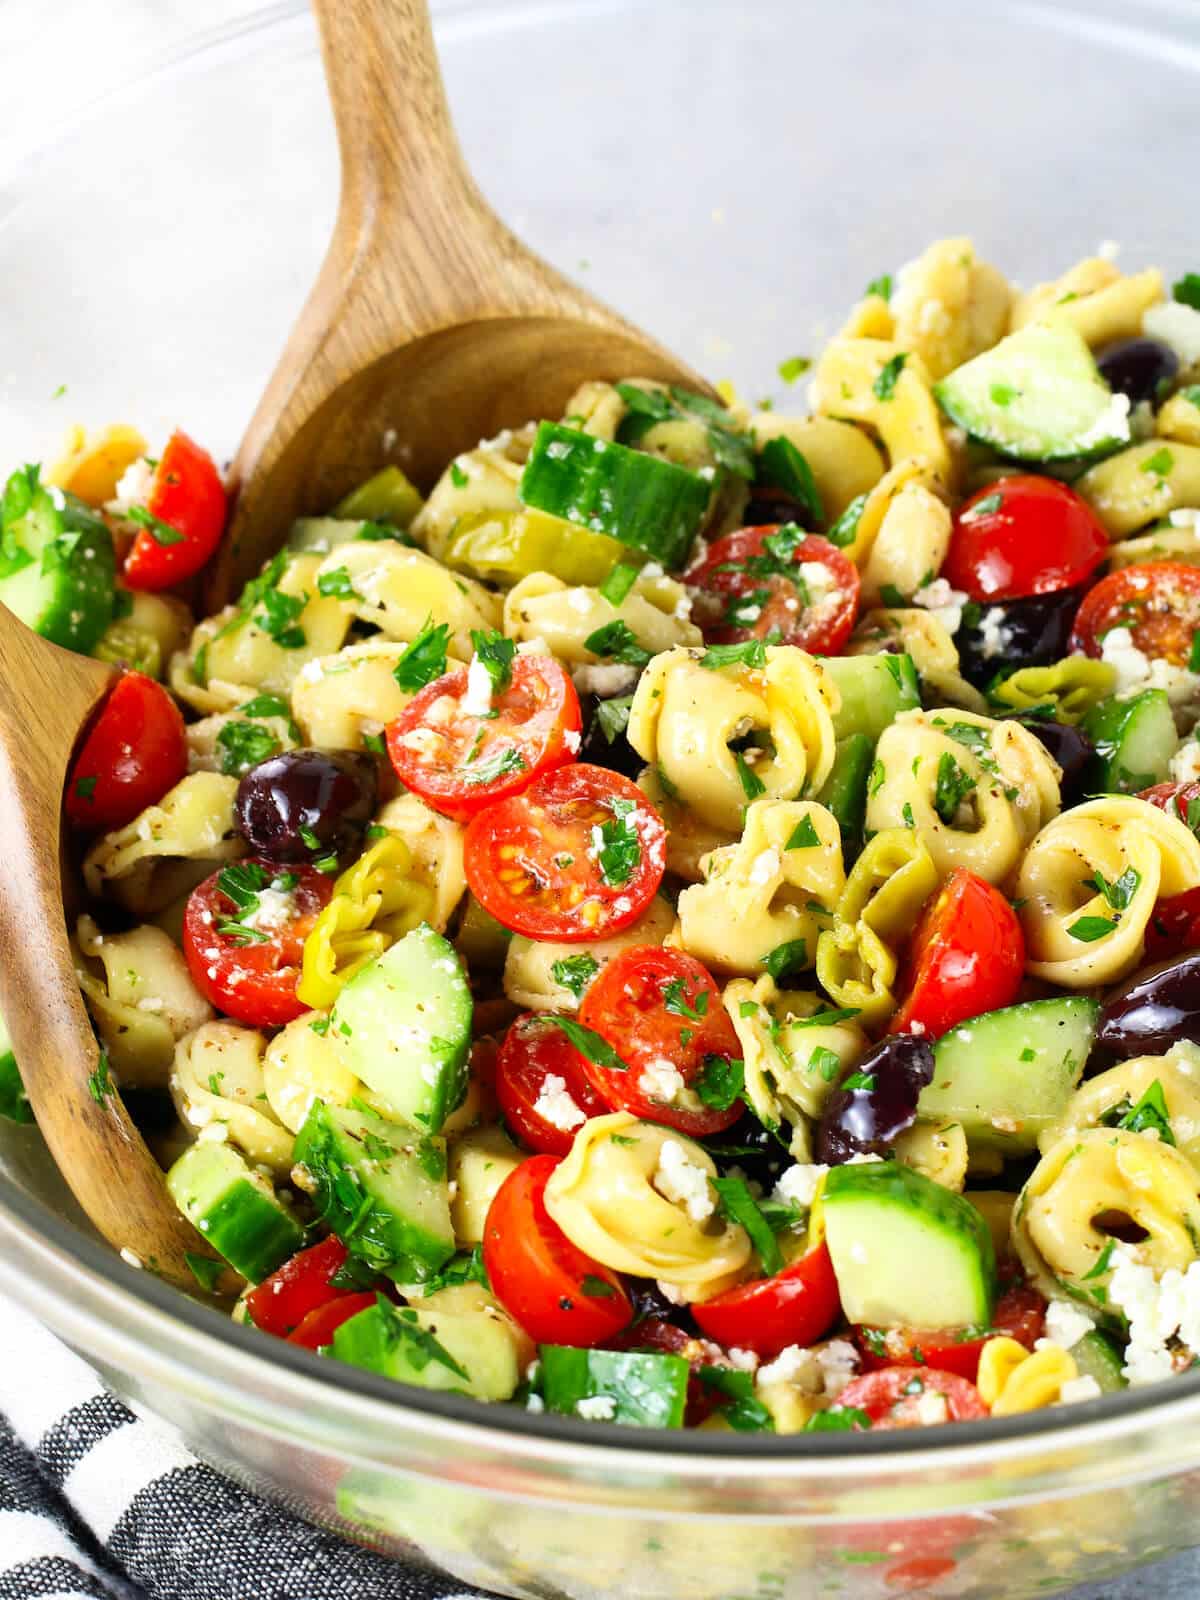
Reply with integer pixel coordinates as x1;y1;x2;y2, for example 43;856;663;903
0;617;219;1286
211;0;707;603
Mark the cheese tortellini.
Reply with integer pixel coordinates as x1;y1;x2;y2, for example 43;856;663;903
83;772;245;915
1016;797;1200;986
1039;1048;1200;1169
503;896;675;1012
812;338;951;481
502;570;700;662
291;639;415;749
628;646;839;833
170;1021;294;1175
314;541;500;659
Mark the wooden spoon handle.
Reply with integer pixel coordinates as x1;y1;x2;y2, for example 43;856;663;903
0;617;210;1285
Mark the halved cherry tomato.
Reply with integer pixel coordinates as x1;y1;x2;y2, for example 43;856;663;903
121;430;228;591
496;1012;607;1156
464;764;666;942
1146;885;1200;960
1142;779;1200;821
942;476;1109;601
287;1291;377;1351
386;654;581;821
889;868;1024;1040
182;859;333;1028
1071;562;1200;665
483;1154;632;1345
884;1558;959;1591
836;1366;988;1428
692;1241;841;1357
854;1284;1046;1382
245;1235;360;1337
684;526;860;653
577;946;744;1135
65;671;187;831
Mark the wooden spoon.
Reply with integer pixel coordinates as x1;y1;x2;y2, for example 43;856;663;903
211;0;708;604
0;616;217;1286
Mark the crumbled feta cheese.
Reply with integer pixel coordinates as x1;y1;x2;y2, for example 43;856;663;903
977;607;1011;660
1169;509;1200;532
1171;737;1200;784
532;1073;586;1133
1074;391;1132;450
576;1395;617;1421
655;1279;691;1305
1058;1375;1103;1405
914;1390;950;1426
653;1138;715;1222
526;1393;545;1414
105;456;156;516
1098;239;1121;261
911;578;968;636
772;1163;828;1209
119;1247;143;1269
815;1339;859;1397
1040;1299;1096;1352
563;729;581;754
573;663;639;697
197;1122;230;1144
756;1344;815;1388
747;848;780;887
726;1347;759;1372
399;725;443;757
638;1058;686;1105
567;588;593;614
239;886;296;934
797;561;837;609
461;654;494;717
1106;1244;1200;1386
1101;625;1200;712
1144;302;1200;369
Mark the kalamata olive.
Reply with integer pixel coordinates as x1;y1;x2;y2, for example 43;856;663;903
1095;952;1200;1059
1013;716;1095;805
576;692;645;782
741;486;814;529
702;1108;791;1190
815;1036;935;1165
956;585;1084;688
235;747;378;862
623;1277;699;1335
1096;337;1179;407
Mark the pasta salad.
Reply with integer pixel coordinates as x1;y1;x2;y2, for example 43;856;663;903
7;237;1200;1432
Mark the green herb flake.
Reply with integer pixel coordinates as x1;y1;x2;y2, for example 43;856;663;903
1088;866;1141;912
872;352;908;402
696;1366;775;1432
125;504;185;546
1067;915;1117;942
933;751;976;824
595;695;633;744
808;1045;843;1082
694;1053;744;1111
763;939;807;983
469;628;517;697
785;815;821;850
803;1406;872;1432
1142;446;1175;479
392;616;451;691
733;750;766;802
777;356;811;384
551;953;600;1002
583;619;652;668
1019;1047;1036;1062
461;745;527;787
961;491;1004;523
184;1253;226;1292
711;1176;782;1275
549;1017;629;1072
1172;274;1200;312
662;977;710;1021
599;562;641;607
701;637;768;672
581;1274;617;1299
216;719;282;777
74;774;98;802
865;274;893;302
449;462;469;489
1105;1079;1175;1145
757;437;823;525
826;492;867;550
87;1050;113;1104
594;796;642;887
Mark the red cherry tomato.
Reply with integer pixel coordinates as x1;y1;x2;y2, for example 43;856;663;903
483;1154;632;1346
836;1366;988;1428
942;476;1108;602
287;1291;377;1351
65;671;187;831
1142;779;1200;821
495;1012;607;1156
691;1241;841;1357
386;654;581;821
577;946;744;1136
685;526;860;653
464;764;666;942
121;430;228;591
1071;561;1200;666
889;868;1024;1041
854;1284;1046;1383
245;1236;360;1337
884;1558;958;1591
182;859;333;1028
1145;885;1200;960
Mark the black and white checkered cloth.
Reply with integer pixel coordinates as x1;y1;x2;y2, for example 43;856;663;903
2;1298;1198;1600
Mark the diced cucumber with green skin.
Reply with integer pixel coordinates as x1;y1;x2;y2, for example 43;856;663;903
539;1346;690;1428
166;1143;303;1284
0;1011;31;1125
1082;690;1178;793
334;464;424;529
518;421;711;570
822;1161;996;1329
292;1100;455;1280
331;924;471;1134
918;998;1097;1154
1069;1328;1127;1394
816;733;874;847
331;1295;521;1400
823;653;920;741
933;323;1131;462
0;468;115;652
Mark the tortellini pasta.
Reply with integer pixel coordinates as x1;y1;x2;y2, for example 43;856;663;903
83;772;245;915
811;337;951;481
448;1122;525;1246
502;570;700;662
1016;797;1200;986
170;1021;294;1175
73;915;213;1088
1038;1048;1200;1169
675;799;844;976
262;1011;361;1134
892;1119;969;1194
633;766;735;883
977;1338;1078;1416
94;589;192;681
987;659;1116;724
544;1114;752;1296
314;540;500;659
1014;1128;1200;1302
291;639;415;749
411;423;536;563
847;606;985;713
47;421;148;505
868;709;1061;884
747;415;885;524
1011;257;1163;348
888;237;1012;380
502;895;675;1012
858;480;952;609
1157;390;1200;447
1077;440;1200;540
628;645;839;833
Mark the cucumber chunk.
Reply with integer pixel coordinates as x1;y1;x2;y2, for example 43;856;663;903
816;733;874;847
330;924;471;1134
539;1346;690;1428
518;421;710;569
0;1010;31;1125
823;653;920;741
1069;1328;1127;1394
822;1161;996;1329
1082;690;1178;793
0;466;115;652
166;1142;303;1283
918;997;1097;1154
331;1294;521;1400
293;1100;455;1280
934;323;1131;462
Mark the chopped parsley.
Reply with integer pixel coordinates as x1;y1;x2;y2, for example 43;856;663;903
362;731;386;756
74;774;97;803
594;797;641;886
581;1274;617;1299
663;977;710;1021
872;352;908;401
757;437;823;525
449;462;469;488
393;617;451;691
696;1367;775;1432
1142;446;1175;478
1172;273;1200;312
216;719;281;777
462;746;527;787
87;1051;113;1105
693;1053;744;1111
184;1253;226;1292
1067;915;1117;942
548;1017;629;1072
841;1071;877;1092
1088;866;1141;912
961;492;1003;523
777;355;811;384
804;1407;872;1432
733;750;766;801
933;751;976;825
1101;1079;1175;1145
469;628;517;696
583;619;652;668
865;273;893;301
372;1295;469;1378
763;939;807;983
615;382;755;480
551;953;600;1002
599;561;641;607
808;1045;843;1083
317;565;361;600
785;815;820;850
125;504;185;546
700;638;768;671
712;1177;782;1275
826;491;867;550
420;1246;490;1294
594;695;633;744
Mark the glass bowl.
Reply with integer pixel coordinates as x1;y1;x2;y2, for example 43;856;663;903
4;3;1200;1595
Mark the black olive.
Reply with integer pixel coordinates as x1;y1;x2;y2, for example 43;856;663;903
816;1036;935;1165
741;486;813;529
956;586;1085;689
1096;337;1179;407
623;1278;699;1336
1012;716;1095;806
576;691;645;782
235;747;378;862
1095;953;1200;1059
702;1108;791;1190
